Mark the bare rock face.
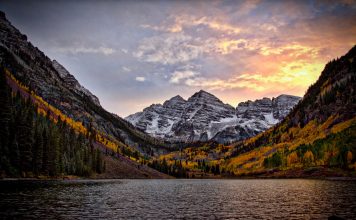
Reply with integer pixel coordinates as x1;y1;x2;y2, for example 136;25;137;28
213;94;301;143
126;90;237;142
126;92;301;143
52;60;101;107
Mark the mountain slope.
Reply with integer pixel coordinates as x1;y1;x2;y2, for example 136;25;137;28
126;90;300;143
224;45;356;176
0;11;167;156
0;66;170;178
146;46;356;178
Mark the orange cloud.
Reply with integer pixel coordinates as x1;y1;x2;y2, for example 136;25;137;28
142;14;243;34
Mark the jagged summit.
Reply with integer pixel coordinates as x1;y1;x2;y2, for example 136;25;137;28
192;89;213;96
171;95;185;101
126;91;301;143
163;95;186;108
189;89;220;101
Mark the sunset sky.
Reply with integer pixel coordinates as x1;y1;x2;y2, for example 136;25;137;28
1;0;355;117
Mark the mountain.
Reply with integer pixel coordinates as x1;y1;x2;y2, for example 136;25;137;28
147;46;356;178
52;60;101;107
0;11;167;156
0;11;171;178
126;90;300;143
215;94;301;143
223;45;356;176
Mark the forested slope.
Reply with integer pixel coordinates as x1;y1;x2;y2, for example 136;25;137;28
147;46;356;178
224;45;356;176
0;67;170;178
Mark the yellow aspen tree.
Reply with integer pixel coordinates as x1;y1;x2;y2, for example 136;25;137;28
287;152;299;167
347;151;353;165
303;150;315;166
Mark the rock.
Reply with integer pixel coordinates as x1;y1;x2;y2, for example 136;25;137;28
52;60;101;107
126;91;301;143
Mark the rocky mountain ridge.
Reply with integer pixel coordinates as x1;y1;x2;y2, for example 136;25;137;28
52;60;101;107
126;90;301;143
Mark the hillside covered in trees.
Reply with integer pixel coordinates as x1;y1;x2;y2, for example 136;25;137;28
0;8;355;179
224;45;356;176
0;11;172;178
0;11;169;157
0;67;104;177
0;67;170;178
150;46;356;178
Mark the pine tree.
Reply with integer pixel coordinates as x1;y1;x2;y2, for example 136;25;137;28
95;148;102;173
32;122;43;175
18;107;34;174
0;67;108;177
48;125;60;176
0;69;12;172
42;126;49;175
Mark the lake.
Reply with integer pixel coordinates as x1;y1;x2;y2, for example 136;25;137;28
0;179;356;219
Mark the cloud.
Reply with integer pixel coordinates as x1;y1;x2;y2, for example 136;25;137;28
122;66;131;72
180;59;325;94
141;14;242;35
133;34;253;66
135;76;146;82
211;38;248;54
140;24;182;33
57;46;116;55
234;0;261;15
133;33;202;65
121;49;128;54
169;70;199;84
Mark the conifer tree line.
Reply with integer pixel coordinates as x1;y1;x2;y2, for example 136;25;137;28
148;159;189;178
0;68;105;177
147;158;223;178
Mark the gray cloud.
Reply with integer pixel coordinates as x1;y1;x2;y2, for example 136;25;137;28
133;33;202;65
56;46;116;55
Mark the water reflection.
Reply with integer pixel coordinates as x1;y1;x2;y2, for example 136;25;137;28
0;179;355;219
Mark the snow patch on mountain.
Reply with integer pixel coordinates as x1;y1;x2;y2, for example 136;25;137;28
264;113;279;125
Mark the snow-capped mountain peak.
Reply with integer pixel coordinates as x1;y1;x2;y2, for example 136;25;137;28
126;92;301;143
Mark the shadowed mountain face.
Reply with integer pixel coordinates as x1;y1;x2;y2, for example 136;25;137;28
0;11;167;155
126;90;300;143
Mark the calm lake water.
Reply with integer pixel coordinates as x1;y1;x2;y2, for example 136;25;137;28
0;179;356;219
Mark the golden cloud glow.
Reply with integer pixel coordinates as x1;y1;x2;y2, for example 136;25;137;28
215;39;247;54
197;17;242;34
259;44;319;57
143;15;243;35
182;59;324;98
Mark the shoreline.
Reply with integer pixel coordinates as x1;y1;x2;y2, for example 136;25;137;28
1;176;356;181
